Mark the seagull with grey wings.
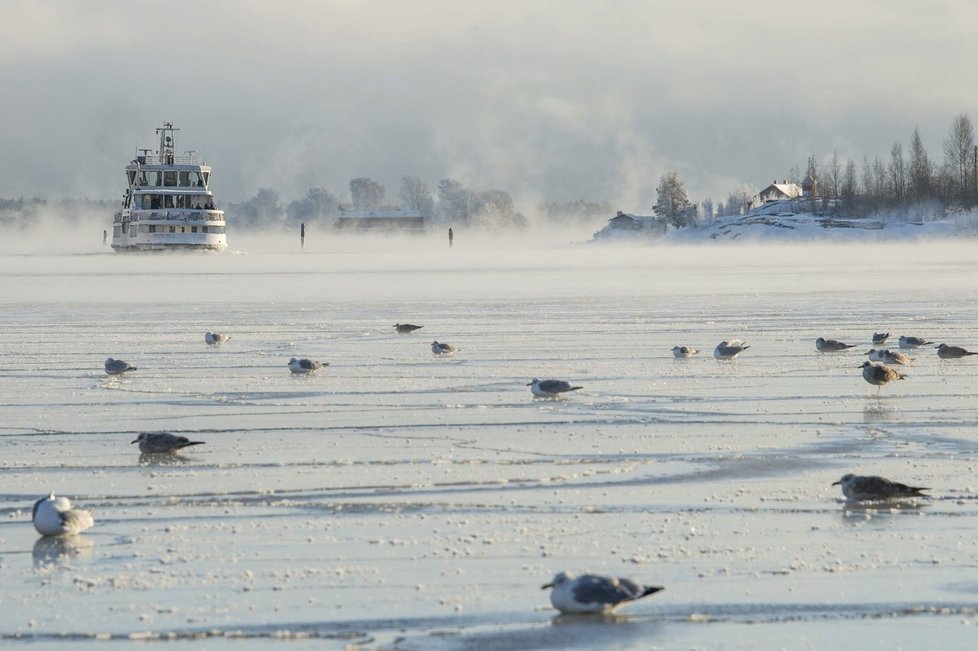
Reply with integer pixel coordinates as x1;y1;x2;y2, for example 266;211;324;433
527;378;583;398
289;357;325;374
431;341;458;356
32;493;95;537
872;332;890;345
541;571;664;614
832;473;929;502
899;335;933;349
672;345;698;358
866;348;911;365
937;343;978;359
394;323;423;334
816;337;856;352
714;339;749;360
205;332;231;346
132;432;205;454
104;358;137;375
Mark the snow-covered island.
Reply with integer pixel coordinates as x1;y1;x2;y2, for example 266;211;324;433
592;199;978;243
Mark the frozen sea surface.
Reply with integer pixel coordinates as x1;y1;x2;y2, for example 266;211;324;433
2;233;978;649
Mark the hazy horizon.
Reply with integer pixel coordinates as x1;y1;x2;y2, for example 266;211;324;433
2;1;976;212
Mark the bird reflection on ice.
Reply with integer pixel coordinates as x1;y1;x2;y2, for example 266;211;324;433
862;399;896;423
138;452;194;466
32;535;94;569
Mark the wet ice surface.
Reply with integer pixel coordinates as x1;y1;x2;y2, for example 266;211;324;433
3;235;978;649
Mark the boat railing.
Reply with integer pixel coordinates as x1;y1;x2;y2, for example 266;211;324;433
129;209;224;222
134;154;199;165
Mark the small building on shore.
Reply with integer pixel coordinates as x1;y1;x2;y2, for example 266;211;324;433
334;209;424;232
757;181;803;203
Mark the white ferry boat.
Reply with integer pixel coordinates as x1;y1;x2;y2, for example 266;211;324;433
111;123;228;252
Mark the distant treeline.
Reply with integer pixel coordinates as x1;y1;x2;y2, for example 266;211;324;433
674;113;978;228
227;178;611;231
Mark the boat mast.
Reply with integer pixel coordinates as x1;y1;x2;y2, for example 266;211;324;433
155;122;180;165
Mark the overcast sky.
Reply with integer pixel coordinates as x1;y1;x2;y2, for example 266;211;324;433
2;0;976;212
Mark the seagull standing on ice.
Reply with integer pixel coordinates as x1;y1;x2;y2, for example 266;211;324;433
898;335;933;349
866;348;911;365
527;378;583;398
132;432;205;454
672;346;699;358
541;572;664;614
860;360;906;394
104;358;137;375
832;473;929;502
205;332;231;346
32;494;95;537
937;343;978;359
431;341;457;356
714;340;750;360
289;357;325;374
816;337;856;352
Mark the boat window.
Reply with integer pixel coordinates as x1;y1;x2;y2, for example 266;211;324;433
146;171;160;186
137;172;148;186
164;195;175;208
189;171;202;187
191;226;198;233
178;171;190;186
202;172;209;186
150;196;161;209
176;195;186;209
181;226;186;233
209;225;225;234
164;171;177;187
113;225;121;237
148;225;157;233
127;171;136;186
169;226;175;233
202;226;208;233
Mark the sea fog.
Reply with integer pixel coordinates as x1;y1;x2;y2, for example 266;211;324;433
2;232;978;649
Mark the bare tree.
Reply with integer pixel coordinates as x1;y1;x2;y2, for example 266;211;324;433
908;127;932;202
943;113;975;205
888;142;906;206
841;159;858;212
700;198;714;223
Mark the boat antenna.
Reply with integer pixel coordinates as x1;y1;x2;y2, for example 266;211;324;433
155;122;180;164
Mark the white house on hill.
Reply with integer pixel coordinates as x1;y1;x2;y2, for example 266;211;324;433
757;181;803;203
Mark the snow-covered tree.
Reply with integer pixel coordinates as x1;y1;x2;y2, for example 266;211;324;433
349;177;385;210
654;172;693;227
399;176;434;218
286;188;338;225
908;127;932;202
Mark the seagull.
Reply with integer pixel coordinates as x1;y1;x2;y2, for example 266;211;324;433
394;323;423;334
205;332;231;346
714;340;749;360
672;346;699;358
899;335;933;349
32;493;95;537
937;343;978;359
104;358;137;375
541;572;664;614
528;378;583;398
866;348;911;365
431;340;457;355
816;337;856;352
872;332;890;345
860;360;906;394
832;473;929;502
289;357;325;374
131;432;205;454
